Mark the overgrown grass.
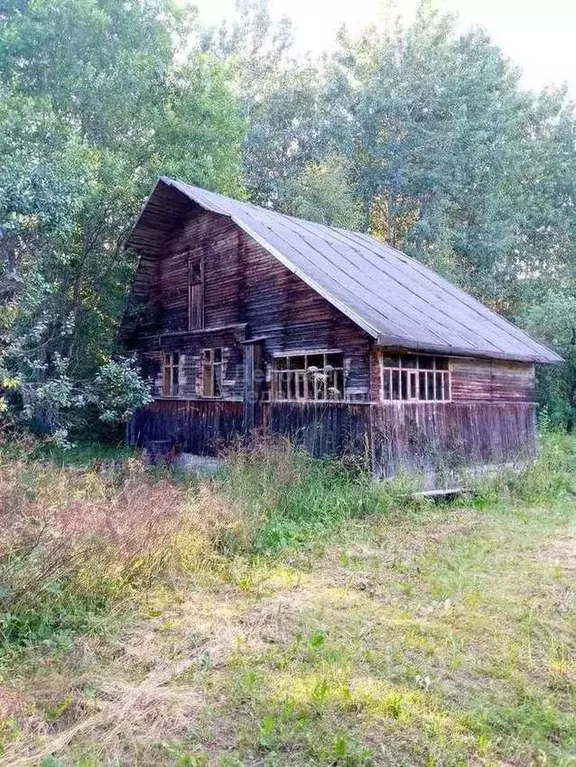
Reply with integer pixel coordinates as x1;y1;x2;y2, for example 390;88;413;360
218;440;424;553
0;432;574;764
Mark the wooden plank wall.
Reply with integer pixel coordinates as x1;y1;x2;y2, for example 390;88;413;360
265;402;371;460
131;207;373;401
371;402;537;478
124;202;540;480
451;358;536;402
128;400;244;455
128;400;537;476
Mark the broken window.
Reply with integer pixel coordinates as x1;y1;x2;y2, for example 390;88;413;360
162;352;180;397
202;348;223;397
271;352;344;401
381;354;450;402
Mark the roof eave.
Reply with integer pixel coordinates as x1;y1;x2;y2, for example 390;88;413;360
375;335;563;364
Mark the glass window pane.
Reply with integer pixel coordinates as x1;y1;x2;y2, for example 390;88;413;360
288;372;296;399
382;356;399;368
307;354;324;368
401;370;408;399
281;372;288;399
417;371;425;399
419;356;434;369
435;357;449;370
382;369;391;400
214;348;222;363
275;356;287;370
392;370;400;399
289;356;305;370
427;371;435;399
410;372;417;398
326;353;344;368
402;355;417;368
435;371;443;399
214;367;222;397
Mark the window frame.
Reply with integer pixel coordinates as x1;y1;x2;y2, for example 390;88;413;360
202;347;224;398
188;251;204;331
380;354;451;402
162;352;181;398
270;351;345;402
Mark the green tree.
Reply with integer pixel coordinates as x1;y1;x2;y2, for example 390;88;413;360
521;293;576;429
284;158;363;229
0;0;246;438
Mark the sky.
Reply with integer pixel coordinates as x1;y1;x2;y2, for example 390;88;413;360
193;0;576;95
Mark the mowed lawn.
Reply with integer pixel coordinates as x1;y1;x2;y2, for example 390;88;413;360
2;484;574;765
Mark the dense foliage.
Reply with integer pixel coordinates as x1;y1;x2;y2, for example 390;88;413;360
1;0;575;434
0;0;246;438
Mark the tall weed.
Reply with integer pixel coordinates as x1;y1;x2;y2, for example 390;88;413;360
218;438;420;552
0;430;572;655
0;451;245;654
471;430;575;507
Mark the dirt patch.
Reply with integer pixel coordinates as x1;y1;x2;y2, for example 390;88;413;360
536;533;576;571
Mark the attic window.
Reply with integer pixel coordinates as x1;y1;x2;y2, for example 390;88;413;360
202;348;223;397
163;352;180;397
188;253;204;330
272;352;344;401
381;355;450;402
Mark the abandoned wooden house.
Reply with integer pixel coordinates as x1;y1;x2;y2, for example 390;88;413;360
121;176;561;479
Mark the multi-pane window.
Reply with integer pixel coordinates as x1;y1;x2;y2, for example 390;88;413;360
271;352;344;401
162;352;180;397
381;354;450;402
202;348;223;397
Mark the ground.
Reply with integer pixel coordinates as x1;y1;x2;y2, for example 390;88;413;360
1;487;574;766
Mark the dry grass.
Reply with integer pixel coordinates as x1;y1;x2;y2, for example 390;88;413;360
0;434;574;765
0;446;256;658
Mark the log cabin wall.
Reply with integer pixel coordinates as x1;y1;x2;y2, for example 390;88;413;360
450;358;536;403
133;207;373;402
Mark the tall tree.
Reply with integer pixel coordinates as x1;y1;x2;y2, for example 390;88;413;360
0;0;246;436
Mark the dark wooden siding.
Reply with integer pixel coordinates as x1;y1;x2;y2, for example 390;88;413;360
239;230;371;397
371;402;537;477
133;209;372;400
450;358;536;403
125;204;540;481
128;399;244;455
128;400;537;479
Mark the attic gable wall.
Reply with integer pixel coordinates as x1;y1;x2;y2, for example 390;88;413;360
128;207;373;398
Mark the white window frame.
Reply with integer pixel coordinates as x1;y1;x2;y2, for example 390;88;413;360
380;354;451;402
271;351;345;402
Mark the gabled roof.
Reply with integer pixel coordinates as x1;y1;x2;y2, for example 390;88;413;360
126;176;562;364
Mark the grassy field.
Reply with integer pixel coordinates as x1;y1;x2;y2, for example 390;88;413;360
0;435;574;765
